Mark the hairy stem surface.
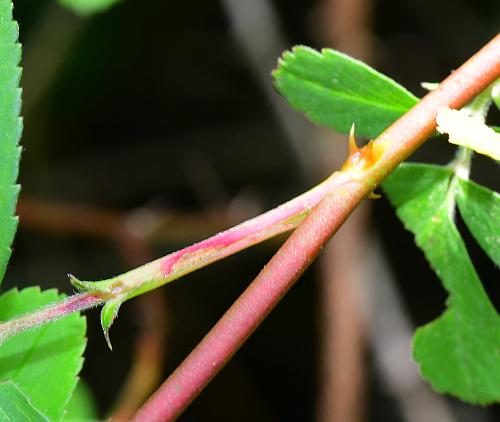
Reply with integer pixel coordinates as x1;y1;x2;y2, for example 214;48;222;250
0;293;102;344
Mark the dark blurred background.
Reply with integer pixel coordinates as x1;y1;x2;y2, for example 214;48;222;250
4;0;499;420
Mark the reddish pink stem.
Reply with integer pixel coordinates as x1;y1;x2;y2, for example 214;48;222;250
0;293;102;344
132;34;500;422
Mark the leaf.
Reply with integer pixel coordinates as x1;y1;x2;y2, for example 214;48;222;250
273;46;418;138
383;163;500;404
0;287;87;421
61;381;97;422
436;107;500;160
0;0;22;285
58;0;121;16
456;178;500;266
100;296;123;350
0;381;49;421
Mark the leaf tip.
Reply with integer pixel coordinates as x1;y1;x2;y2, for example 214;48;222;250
103;329;113;351
100;298;124;351
68;273;81;288
69;274;98;293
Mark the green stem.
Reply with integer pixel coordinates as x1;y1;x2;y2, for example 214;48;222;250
449;147;473;181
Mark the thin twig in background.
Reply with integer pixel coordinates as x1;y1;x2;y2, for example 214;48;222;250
317;205;369;422
221;0;320;180
315;0;373;420
17;196;236;244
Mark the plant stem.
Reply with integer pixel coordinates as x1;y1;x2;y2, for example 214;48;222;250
0;293;102;344
0;169;353;342
449;146;473;181
131;34;500;422
71;170;355;299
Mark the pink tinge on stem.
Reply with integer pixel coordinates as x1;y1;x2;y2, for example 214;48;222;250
0;293;102;345
159;173;351;277
45;293;102;320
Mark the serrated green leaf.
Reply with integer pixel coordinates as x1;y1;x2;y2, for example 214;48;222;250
456;178;500;266
58;0;121;15
0;287;87;421
383;163;500;404
273;46;418;138
0;0;22;285
61;381;97;422
0;381;49;421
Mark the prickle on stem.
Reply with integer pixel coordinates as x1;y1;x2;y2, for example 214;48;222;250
348;123;360;156
343;123;382;199
342;123;382;172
